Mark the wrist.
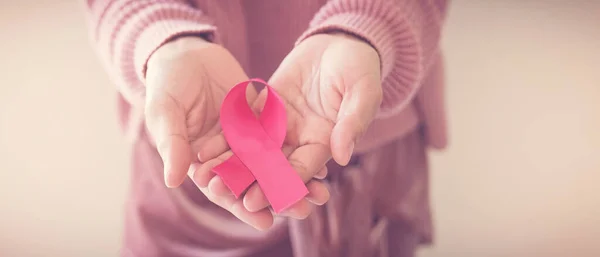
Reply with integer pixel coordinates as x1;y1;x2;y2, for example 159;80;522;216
148;36;213;70
326;31;373;47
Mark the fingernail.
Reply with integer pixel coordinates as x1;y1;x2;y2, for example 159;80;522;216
346;142;355;164
187;163;198;177
281;207;311;220
243;196;261;212
306;196;322;205
164;162;178;188
243;194;252;210
307;192;330;206
164;169;174;188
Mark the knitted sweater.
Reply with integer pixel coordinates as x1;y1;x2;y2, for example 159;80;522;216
85;1;448;256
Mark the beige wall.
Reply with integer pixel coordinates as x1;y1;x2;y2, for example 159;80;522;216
0;1;598;256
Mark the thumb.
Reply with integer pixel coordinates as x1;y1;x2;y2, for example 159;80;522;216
145;92;192;188
330;78;382;166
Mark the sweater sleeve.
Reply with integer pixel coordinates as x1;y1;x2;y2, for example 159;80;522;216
297;0;448;118
83;0;216;106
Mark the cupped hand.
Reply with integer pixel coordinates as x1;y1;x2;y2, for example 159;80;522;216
198;33;383;220
144;37;272;230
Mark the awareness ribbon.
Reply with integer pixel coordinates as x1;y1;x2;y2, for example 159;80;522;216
212;78;309;213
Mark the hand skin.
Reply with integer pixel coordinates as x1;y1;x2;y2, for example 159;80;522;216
144;36;268;230
198;32;383;226
145;36;332;230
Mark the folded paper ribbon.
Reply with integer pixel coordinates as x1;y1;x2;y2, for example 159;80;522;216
212;78;309;213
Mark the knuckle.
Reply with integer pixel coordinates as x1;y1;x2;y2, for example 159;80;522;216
289;159;310;181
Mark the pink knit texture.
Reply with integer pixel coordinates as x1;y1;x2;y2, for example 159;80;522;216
86;0;445;119
85;0;216;106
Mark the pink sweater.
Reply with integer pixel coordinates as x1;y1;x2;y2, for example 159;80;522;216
85;0;448;256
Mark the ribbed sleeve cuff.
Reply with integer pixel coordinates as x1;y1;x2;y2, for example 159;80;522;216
297;0;443;118
106;2;216;95
135;19;216;81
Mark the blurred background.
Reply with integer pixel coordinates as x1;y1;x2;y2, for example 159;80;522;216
0;0;598;256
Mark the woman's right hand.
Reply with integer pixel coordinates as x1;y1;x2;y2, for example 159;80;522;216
144;37;276;230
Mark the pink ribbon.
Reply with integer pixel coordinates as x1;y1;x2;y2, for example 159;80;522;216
212;78;309;213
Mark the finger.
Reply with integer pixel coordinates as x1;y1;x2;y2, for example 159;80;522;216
331;77;382;166
278;198;312;219
242;179;330;212
187;162;201;183
197;133;229;162
305;180;330;205
145;93;191;188
282;145;295;158
191;151;232;188
189;124;222;157
198;187;274;231
243;183;314;220
314;166;328;179
242;183;268;212
207;175;234;196
243;144;330;212
288;143;332;182
229;201;274;231
244;180;328;219
242;178;329;213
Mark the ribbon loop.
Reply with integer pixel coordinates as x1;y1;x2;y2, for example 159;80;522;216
212;79;308;213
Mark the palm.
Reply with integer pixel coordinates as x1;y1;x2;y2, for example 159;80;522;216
169;77;227;156
191;33;381;229
145;38;250;186
270;33;382;168
197;33;382;222
146;37;288;231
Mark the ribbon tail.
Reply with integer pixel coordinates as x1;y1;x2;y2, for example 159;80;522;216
212;154;256;198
